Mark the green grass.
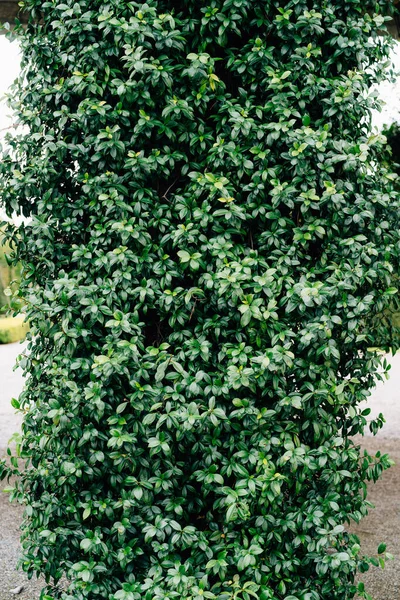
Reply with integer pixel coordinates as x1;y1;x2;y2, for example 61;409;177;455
0;316;29;344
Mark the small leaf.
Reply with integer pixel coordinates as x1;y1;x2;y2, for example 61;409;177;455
378;543;387;554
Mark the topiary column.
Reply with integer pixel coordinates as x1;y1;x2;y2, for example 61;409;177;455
1;1;399;599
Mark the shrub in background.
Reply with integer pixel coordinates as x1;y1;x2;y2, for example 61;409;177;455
0;225;22;310
0;1;399;600
0;225;26;343
0;315;29;344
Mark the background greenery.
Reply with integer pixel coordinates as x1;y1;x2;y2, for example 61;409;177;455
0;1;399;600
0;226;21;310
0;314;29;343
0;226;26;343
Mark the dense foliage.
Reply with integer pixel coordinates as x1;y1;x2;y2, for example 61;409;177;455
376;121;400;339
1;1;399;599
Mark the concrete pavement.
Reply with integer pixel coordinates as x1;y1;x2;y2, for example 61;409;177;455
0;341;25;449
364;352;400;438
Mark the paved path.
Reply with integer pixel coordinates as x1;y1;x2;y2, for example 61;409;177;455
364;352;400;438
0;341;25;450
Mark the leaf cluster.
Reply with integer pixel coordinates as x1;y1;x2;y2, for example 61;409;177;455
0;1;399;600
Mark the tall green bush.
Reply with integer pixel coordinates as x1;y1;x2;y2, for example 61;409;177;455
1;1;399;599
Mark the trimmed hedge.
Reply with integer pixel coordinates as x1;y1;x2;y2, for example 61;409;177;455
0;316;28;344
0;2;399;600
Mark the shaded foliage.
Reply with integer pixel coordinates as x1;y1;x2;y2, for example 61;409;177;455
0;1;399;600
376;121;400;343
382;122;400;174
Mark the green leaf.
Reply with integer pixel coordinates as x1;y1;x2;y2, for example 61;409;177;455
378;543;387;554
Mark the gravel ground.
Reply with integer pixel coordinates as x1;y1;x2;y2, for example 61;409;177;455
0;342;45;599
352;436;400;600
0;493;45;599
0;343;399;599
